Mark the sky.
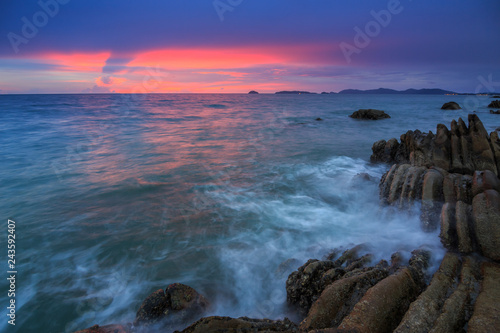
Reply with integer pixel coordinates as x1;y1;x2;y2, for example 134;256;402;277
0;0;499;94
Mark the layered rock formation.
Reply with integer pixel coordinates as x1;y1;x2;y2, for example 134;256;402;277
372;115;500;262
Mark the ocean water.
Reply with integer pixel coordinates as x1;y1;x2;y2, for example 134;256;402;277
0;93;497;332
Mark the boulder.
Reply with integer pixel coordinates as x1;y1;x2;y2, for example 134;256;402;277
134;283;209;328
349;109;391;120
441;102;461;110
488;100;500;108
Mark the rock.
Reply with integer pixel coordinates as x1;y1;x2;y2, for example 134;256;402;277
134;283;209;328
248;90;259;94
74;324;131;333
472;189;500;261
315;117;323;121
286;259;337;314
468;262;500;332
421;168;446;231
440;202;456;248
177;316;298;333
490;110;500;114
455;201;474;253
441;102;461;110
471;170;500;197
394;252;461;333
299;268;388;331
349;109;391;120
337;250;430;333
488;100;500;108
429;256;480;333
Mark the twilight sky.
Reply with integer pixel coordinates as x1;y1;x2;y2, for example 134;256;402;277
0;0;499;94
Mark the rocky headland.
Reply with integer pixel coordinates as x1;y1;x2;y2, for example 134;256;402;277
75;115;500;333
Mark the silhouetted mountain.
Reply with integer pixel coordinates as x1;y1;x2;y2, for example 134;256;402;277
337;88;457;95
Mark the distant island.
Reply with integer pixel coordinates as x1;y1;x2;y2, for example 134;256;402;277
275;91;317;94
336;88;457;95
248;90;259;94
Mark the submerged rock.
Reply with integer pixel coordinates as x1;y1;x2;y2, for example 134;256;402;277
134;283;209;328
441;102;461;110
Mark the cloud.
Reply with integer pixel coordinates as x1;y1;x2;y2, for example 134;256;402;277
95;75;126;87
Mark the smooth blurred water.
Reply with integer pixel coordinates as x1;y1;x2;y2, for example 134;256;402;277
0;93;497;332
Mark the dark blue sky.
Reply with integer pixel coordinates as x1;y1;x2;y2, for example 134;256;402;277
1;0;499;93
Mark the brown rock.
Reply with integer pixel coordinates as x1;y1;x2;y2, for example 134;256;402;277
429;256;479;333
468;262;500;332
490;131;500;175
431;124;451;170
337;251;430;333
300;268;388;331
394;252;461;333
468;114;498;175
134;283;209;328
399;166;427;209
472;189;500;261
471;170;500;197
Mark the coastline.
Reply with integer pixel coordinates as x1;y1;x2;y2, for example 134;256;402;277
74;113;500;332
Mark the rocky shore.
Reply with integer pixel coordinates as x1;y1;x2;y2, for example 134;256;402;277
75;115;500;333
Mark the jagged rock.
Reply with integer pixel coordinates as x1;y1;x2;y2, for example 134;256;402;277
441;102;461;110
337;250;430;333
349;109;390;120
134;283;209;328
286;245;370;315
74;324;131;333
472;189;500;261
299;268;388;331
442;173;473;204
177;316;297;333
394;252;461;333
468;262;500;332
371;115;500;176
429;256;480;333
488;100;500;108
286;259;337;314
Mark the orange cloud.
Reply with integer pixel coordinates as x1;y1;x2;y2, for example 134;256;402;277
95;76;127;87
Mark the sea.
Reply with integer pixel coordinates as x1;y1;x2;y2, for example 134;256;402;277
0;93;497;332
